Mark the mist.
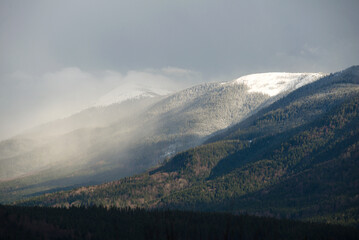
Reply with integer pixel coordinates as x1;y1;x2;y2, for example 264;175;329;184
1;0;359;140
0;67;202;140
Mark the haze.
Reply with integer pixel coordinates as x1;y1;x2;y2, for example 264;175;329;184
1;0;359;140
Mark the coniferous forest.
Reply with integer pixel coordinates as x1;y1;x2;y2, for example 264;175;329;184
1;205;359;240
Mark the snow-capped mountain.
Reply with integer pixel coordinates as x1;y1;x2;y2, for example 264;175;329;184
225;72;326;96
25;66;359;222
94;85;171;107
0;71;327;203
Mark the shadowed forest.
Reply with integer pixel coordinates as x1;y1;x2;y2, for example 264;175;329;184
1;205;359;240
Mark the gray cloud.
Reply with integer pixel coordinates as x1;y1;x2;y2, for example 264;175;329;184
1;0;358;76
0;0;358;139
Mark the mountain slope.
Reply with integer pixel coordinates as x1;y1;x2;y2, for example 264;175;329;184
20;66;359;226
0;72;324;203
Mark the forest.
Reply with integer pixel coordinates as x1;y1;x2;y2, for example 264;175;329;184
1;205;358;240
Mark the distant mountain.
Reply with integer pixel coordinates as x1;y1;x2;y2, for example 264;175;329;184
20;66;359;227
0;72;324;203
94;85;171;107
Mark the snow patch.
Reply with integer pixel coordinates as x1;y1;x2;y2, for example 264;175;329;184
224;72;326;96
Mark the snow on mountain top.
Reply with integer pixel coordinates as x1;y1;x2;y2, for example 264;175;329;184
94;86;171;107
224;72;326;96
95;72;326;107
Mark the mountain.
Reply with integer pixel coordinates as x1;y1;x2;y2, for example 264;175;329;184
20;66;359;227
0;72;324;203
94;85;171;107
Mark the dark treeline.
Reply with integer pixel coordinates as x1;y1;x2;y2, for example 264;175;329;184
1;205;358;240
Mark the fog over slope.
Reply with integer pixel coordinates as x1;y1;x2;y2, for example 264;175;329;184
0;72;325;202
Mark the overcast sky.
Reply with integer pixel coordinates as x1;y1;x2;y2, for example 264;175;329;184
1;0;359;140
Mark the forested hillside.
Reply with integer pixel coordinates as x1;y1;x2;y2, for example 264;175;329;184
19;66;359;227
1;72;324;204
0;78;269;203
